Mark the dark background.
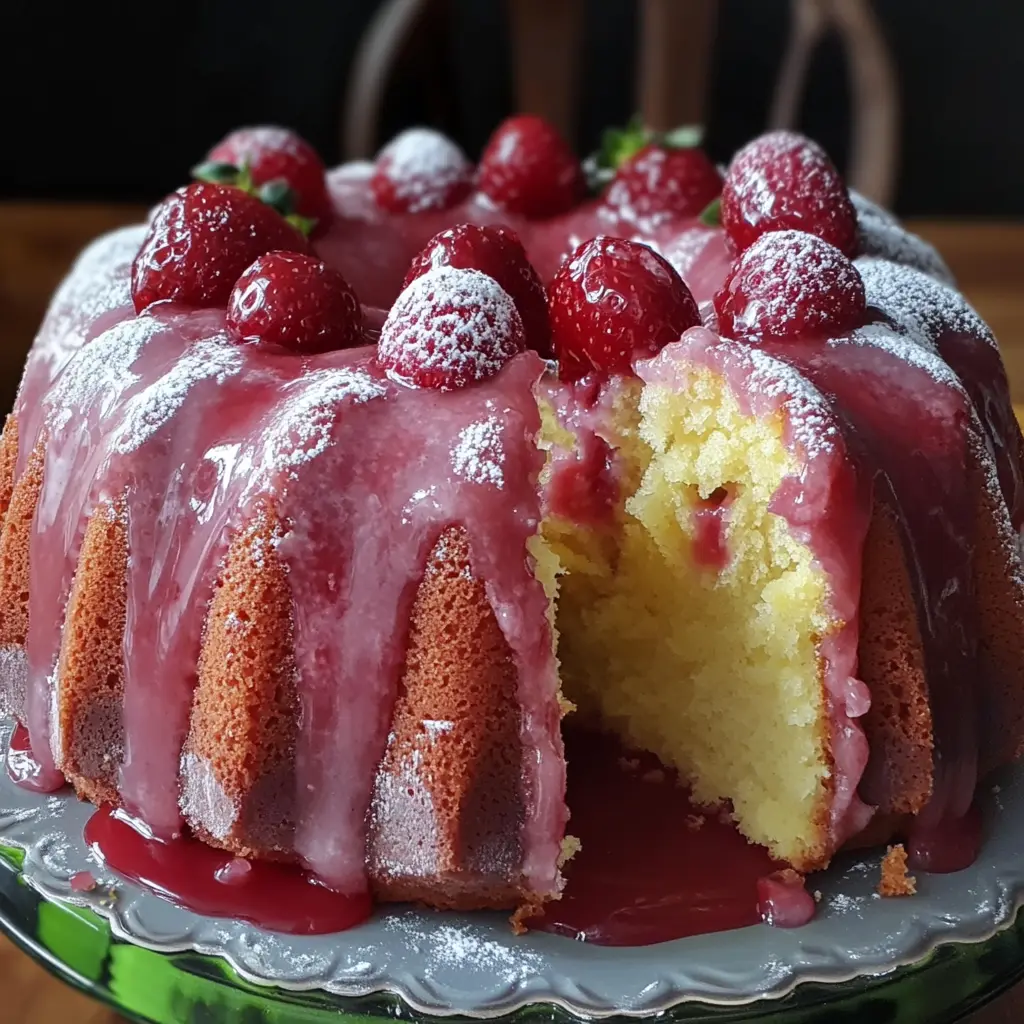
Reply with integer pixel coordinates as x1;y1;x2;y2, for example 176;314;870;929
3;0;1022;216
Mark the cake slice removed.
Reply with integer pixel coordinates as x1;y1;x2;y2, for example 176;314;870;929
540;329;874;872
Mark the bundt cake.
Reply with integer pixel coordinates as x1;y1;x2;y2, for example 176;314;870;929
2;116;1022;934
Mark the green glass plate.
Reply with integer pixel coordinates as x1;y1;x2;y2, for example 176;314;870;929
2;845;1024;1024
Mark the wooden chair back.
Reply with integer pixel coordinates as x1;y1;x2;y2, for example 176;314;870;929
342;0;899;204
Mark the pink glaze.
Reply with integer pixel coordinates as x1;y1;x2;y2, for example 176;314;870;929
11;293;565;895
907;803;983;874
85;805;372;934
533;730;794;945
637;331;875;852
317;174;732;313
857;255;1024;533
761;327;980;827
69;870;97;892
756;871;817;928
214;857;253;886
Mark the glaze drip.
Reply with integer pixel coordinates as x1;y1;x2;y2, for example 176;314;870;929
12;296;563;895
763;326;980;825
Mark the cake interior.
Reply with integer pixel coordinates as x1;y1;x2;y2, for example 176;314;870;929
541;368;836;868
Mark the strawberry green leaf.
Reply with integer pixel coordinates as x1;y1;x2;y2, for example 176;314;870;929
699;196;722;226
585;118;708;193
584;114;652;191
601;114;651;169
235;161;255;194
191;160;240;186
258;178;297;216
286;213;317;237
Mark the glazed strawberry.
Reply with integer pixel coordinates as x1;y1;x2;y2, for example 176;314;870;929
205;126;332;222
714;229;866;343
603;143;722;228
477;114;585;219
378;266;525;389
548;236;701;381
131;183;310;313
227;251;363;353
721;131;857;255
403;224;551;356
371;128;474;214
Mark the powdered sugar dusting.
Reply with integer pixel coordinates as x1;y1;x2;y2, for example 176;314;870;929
326;160;374;186
378;266;524;389
835;323;964;392
856;256;993;352
724;229;862;336
224;125;306;160
383;914;544;982
111;335;243;454
421;719;454;740
745;345;840;458
41;225;144;341
604;147;711;230
179;751;237;841
851;192;954;284
450;416;505;487
658;227;717;280
827;892;866;915
0;644;27;720
367;744;438;880
259;367;386;476
375;128;471;213
46;316;164;434
727;131;839;226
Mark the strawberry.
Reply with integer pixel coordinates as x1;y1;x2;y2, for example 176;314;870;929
370;128;474;214
548;236;701;381
227;251;363;354
131;183;310;313
714;229;866;343
378;266;525;389
403;224;551;356
201;126;332;223
602;143;722;228
721;131;857;255
477;114;584;219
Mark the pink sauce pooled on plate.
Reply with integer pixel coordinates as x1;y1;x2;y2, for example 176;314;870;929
84;804;372;935
531;730;814;945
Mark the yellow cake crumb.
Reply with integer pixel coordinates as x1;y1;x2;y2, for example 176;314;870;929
541;367;840;871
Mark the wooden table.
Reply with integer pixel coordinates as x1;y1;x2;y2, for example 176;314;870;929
0;204;1023;1023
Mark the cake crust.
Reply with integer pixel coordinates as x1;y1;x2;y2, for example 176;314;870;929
369;525;533;911
181;501;299;860
55;496;129;806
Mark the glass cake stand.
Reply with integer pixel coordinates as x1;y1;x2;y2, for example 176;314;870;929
2;844;1023;1024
